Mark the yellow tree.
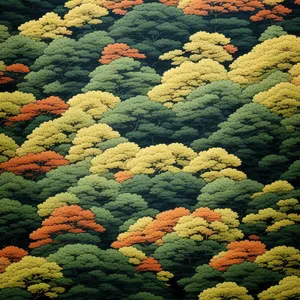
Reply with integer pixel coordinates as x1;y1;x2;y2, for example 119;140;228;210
119;246;147;265
198;282;254;300
243;198;300;233
258;276;300;299
37;192;80;217
289;63;300;85
66;124;120;162
67;91;120;120
160;31;235;66
0;256;65;298
174;208;243;243
64;3;108;27
252;180;294;198
148;59;227;108
255;246;300;276
229;35;300;84
183;148;246;182
208;208;244;242
0;134;18;163
65;0;107;9
253;82;300;117
156;271;174;282
127;143;197;175
18;13;72;40
0;91;35;120
90;142;140;174
17;107;94;156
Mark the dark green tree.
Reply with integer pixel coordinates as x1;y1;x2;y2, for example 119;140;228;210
222;262;284;295
196;178;263;217
178;265;223;300
82;58;160;100
108;3;207;62
18;31;113;99
0;198;41;247
0;35;47;66
100;96;175;146
154;233;225;277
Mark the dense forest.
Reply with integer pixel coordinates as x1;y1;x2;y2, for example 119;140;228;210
0;0;300;299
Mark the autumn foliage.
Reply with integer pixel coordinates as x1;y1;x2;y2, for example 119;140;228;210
99;43;146;64
223;44;238;54
6;64;30;73
0;246;28;272
135;257;163;272
209;240;267;271
0;64;30;85
0;151;69;177
176;0;291;22
112;208;190;248
29;205;106;249
103;0;143;15
192;207;222;222
250;5;292;21
5;96;69;125
114;171;134;183
0;73;14;84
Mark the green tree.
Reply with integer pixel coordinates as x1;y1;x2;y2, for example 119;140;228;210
122;172;205;210
196;178;263;217
0;198;41;247
178;265;224;300
0;25;10;43
259;25;287;42
172;80;248;141
18;31;113;99
222;262;284;295
103;193;156;223
281;160;300;187
36;159;91;201
0;172;37;203
82;58;161;100
108;3;207;60
154;233;225;276
67;174;121;208
47;244;164;299
192;103;286;176
100;96;176;146
0;35;47;66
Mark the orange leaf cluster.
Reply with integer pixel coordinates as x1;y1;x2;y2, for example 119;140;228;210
192;207;222;222
180;0;291;22
209;240;267;271
0;64;30;85
114;171;134;183
0;151;70;177
29;205;106;249
0;246;28;272
6;64;30;73
0;72;14;84
112;207;190;248
135;257;162;272
160;0;179;6
99;43;146;64
5;96;69;126
248;234;260;240
104;0;143;15
182;0;264;16
250;5;292;21
223;44;238;54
